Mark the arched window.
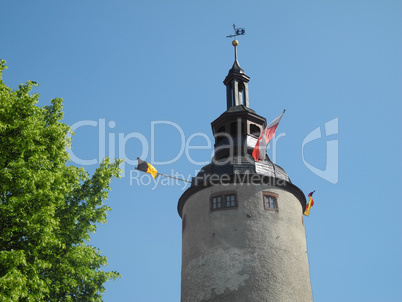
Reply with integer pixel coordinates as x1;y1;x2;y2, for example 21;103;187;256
250;124;261;137
238;81;245;106
227;83;235;107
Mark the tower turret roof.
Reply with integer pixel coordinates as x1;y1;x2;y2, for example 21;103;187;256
229;58;244;74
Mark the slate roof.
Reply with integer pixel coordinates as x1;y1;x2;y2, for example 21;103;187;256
225;105;256;114
193;154;290;185
178;155;307;217
228;59;244;74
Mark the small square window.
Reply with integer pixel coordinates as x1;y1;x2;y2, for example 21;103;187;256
212;196;222;209
262;192;278;211
225;194;236;208
265;196;275;209
211;192;237;211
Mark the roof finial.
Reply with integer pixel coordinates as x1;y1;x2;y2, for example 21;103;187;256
227;24;245;64
232;39;239;61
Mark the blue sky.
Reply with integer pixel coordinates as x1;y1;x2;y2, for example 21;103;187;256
2;1;401;301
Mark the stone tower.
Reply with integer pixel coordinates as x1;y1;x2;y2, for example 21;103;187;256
178;40;313;302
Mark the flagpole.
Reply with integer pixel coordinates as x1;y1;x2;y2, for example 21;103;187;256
135;168;191;183
156;172;192;183
272;110;284;175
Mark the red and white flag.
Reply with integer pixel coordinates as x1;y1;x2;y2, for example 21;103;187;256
252;110;285;161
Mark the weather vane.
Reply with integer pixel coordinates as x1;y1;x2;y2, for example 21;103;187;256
226;24;245;39
227;24;245;61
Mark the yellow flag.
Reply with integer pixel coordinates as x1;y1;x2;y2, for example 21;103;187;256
146;163;158;179
136;158;158;179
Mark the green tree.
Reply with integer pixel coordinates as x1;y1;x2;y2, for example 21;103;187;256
0;60;122;301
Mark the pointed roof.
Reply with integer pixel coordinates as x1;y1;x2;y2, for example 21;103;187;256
226;39;245;75
229;58;244;74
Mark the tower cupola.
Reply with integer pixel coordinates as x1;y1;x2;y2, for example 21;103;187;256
212;40;266;160
223;40;250;109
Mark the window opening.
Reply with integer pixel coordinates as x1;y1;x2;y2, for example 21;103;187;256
212;196;222;210
211;193;237;211
262;192;278;211
250;124;261;137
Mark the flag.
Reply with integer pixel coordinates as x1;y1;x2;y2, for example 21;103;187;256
252;110;285;161
303;191;315;216
136;158;158;179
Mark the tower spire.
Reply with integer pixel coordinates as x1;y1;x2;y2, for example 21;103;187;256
224;25;249;109
231;39;242;72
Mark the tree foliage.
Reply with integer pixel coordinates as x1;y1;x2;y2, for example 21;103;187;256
0;60;122;301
